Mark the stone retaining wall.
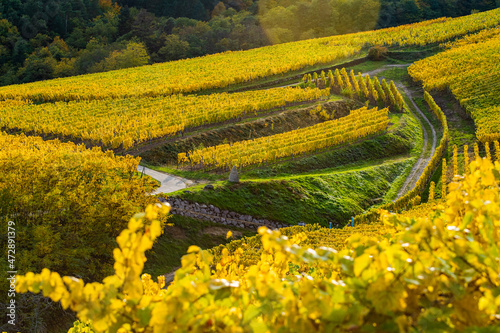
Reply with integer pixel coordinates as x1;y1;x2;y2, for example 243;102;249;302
166;198;287;230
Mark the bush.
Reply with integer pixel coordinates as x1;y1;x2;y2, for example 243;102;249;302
368;45;388;61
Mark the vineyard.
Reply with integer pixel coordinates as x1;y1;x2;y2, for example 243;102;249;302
180;106;389;169
0;132;158;280
409;27;500;142
0;87;328;149
210;223;394;268
3;6;500;333
353;90;449;224
175;71;404;170
15;157;500;332
0;9;499;102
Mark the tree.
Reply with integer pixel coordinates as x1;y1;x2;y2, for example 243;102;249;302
89;41;150;72
48;36;70;61
118;5;133;35
259;5;295;44
155;34;190;61
212;2;226;17
228;12;268;50
11;38;32;64
131;8;157;51
87;11;120;44
353;0;382;31
53;57;77;77
162;0;209;21
0;18;21;72
72;38;111;73
156;16;175;35
176;20;212;57
17;46;56;82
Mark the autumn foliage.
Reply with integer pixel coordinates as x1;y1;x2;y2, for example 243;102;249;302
14;156;500;332
409;27;500;143
0;133;157;281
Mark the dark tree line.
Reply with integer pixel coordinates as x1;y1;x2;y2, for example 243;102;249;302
0;0;497;86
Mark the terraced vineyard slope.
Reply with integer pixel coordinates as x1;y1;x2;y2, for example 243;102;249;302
409;27;500;142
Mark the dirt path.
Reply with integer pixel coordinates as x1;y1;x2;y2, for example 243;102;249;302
356;63;438;199
394;84;437;199
138;165;194;194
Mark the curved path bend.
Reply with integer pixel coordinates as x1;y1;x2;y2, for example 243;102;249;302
359;63;438;198
354;63;438;199
137;165;194;194
395;84;437;199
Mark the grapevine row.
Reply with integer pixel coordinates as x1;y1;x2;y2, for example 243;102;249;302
0;132;157;280
0;87;328;150
179;106;389;169
408;29;500;142
304;68;404;111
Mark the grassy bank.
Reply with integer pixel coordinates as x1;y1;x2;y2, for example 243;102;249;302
168;158;413;227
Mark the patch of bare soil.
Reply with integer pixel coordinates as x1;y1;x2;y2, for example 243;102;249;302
202;227;242;238
163;226;187;240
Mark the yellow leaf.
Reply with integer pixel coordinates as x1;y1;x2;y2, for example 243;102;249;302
150;220;162;239
353;253;371;277
187;245;201;253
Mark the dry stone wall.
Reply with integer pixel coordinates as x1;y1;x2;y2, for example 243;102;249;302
165;197;288;230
